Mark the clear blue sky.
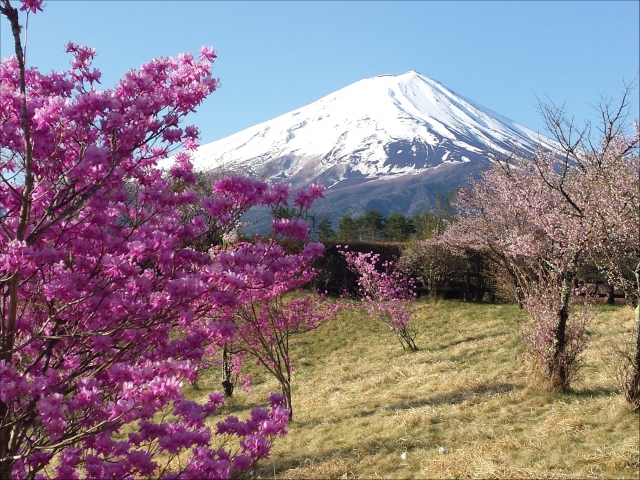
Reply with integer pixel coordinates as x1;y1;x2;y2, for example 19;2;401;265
2;1;639;145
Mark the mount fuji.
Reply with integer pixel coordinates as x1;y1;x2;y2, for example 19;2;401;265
184;71;554;221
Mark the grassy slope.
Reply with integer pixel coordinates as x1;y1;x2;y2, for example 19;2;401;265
187;300;639;479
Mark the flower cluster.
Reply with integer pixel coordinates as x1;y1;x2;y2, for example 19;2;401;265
19;0;43;14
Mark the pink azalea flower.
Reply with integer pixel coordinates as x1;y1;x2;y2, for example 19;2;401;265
19;0;44;13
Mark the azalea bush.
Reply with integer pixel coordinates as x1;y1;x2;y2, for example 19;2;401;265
340;247;418;351
213;283;338;420
206;185;336;415
204;219;338;420
0;0;328;476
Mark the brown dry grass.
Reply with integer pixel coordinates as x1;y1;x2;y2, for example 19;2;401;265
185;299;639;479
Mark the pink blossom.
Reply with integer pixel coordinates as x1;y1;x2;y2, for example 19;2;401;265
293;183;325;209
272;218;309;240
232;455;252;471
19;0;44;14
241;434;271;458
199;46;218;61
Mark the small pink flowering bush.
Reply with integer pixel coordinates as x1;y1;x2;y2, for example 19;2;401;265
339;247;418;351
208;233;338;419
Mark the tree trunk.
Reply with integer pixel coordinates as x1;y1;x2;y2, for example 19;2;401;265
622;269;640;408
282;381;293;421
221;346;234;398
625;267;640;408
0;461;12;480
463;267;471;302
549;275;572;392
0;402;13;480
606;284;615;305
427;273;437;298
630;305;640;408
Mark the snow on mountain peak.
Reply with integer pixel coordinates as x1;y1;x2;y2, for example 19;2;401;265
185;71;554;190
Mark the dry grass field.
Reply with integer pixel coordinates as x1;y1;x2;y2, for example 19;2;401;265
186;299;639;479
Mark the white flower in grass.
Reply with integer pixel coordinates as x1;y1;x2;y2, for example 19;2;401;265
400;451;407;460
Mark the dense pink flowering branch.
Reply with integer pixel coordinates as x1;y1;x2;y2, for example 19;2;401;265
197;179;336;420
339;247;418;351
0;1;337;476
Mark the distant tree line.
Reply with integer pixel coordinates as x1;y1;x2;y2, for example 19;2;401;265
315;194;455;243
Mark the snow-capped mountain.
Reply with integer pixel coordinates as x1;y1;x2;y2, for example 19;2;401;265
185;71;554;220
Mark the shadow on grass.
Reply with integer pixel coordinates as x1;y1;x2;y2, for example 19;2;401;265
218;396;279;416
425;330;511;352
256;448;355;478
563;386;622;399
383;382;519;411
289;382;522;428
255;438;403;478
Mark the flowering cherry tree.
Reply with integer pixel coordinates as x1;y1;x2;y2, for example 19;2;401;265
0;1;327;476
536;94;640;406
340;247;418;351
439;90;638;396
439;145;592;391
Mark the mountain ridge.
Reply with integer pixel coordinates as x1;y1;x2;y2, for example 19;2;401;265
173;71;555;224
